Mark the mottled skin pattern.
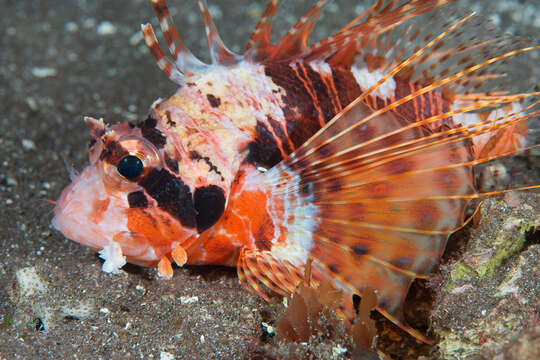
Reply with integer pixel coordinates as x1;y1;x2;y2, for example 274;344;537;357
53;0;538;343
151;63;289;265
146;59;470;268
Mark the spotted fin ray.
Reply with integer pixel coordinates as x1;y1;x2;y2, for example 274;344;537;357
236;8;540;341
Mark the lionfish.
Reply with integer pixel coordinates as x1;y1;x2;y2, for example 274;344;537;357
52;0;539;341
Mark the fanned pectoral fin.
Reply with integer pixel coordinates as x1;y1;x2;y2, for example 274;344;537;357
237;0;539;343
250;95;479;341
238;248;304;301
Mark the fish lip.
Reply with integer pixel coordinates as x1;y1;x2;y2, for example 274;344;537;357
51;177;78;234
51;168;110;251
52;177;78;215
51;204;103;252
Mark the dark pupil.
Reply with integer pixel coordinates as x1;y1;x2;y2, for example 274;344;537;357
117;155;144;180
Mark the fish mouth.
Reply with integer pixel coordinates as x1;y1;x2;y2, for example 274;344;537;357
52;166;163;267
51;180;106;252
52;167;119;251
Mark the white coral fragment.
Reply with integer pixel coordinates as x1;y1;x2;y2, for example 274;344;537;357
98;242;126;273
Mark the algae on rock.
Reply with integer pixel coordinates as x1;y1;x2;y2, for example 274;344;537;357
432;193;539;360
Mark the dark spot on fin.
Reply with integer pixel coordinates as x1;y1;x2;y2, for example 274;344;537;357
206;94;221;108
353;244;369;255
138;117;167;149
352;294;361;314
378;299;389;309
390;257;411;268
138;168;196;228
328;264;340;273
128;191;148;208
254;221;274;251
194;185;226;233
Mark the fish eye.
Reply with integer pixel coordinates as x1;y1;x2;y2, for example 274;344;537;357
117;155;144;180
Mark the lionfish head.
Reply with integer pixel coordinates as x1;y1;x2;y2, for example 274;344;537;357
52;116;199;271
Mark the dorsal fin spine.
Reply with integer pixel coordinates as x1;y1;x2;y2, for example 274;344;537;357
197;0;241;65
150;0;207;72
245;0;281;61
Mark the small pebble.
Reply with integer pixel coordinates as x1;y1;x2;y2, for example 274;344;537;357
208;5;222;19
21;139;36;151
261;322;274;335
332;345;347;359
83;18;96;29
97;21;117;35
64;22;79;32
180;295;199;304
25;97;38;111
6;177;17;186
31;67;57;78
129;31;143;46
160;352;174;360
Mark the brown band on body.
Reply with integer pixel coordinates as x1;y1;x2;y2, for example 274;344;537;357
194;185;226;233
128;191;149;208
331;66;363;110
137;167;196;228
206;93;221;108
248;61;353;169
264;63;314;149
246;121;285;167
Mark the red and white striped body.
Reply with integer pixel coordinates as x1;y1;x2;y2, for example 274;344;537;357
52;0;539;342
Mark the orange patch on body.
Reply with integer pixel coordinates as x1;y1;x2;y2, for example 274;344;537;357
126;208;195;258
90;198;110;224
191;170;284;266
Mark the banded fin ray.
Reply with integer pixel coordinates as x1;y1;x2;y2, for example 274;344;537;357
197;0;241;65
144;0;208;83
244;99;538;341
245;0;282;61
238;6;539;341
268;0;330;61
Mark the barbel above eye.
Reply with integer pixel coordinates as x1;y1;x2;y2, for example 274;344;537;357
117;155;144;180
